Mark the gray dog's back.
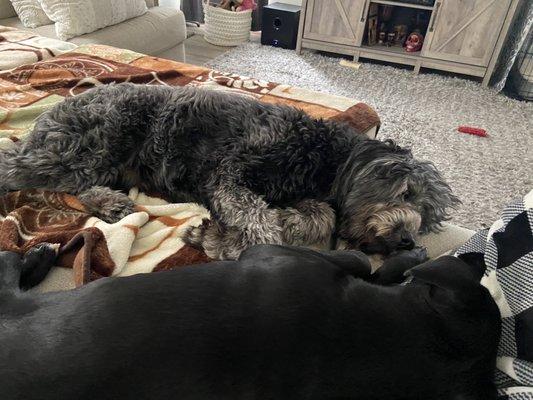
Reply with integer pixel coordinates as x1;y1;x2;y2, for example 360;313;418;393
1;83;337;197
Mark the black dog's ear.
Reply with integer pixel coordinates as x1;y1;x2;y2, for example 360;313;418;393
456;252;486;281
407;256;481;291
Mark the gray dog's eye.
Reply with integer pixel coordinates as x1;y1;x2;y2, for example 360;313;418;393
401;191;412;201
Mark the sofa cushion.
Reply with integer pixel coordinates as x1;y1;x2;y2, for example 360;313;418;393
0;0;155;21
68;7;186;55
0;7;187;56
10;0;51;28
0;16;56;36
0;0;15;19
39;0;148;41
417;222;475;259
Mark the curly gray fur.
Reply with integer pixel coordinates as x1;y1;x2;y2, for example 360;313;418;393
0;83;459;259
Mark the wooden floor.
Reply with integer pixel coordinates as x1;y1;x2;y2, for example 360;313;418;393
184;34;230;66
184;31;261;66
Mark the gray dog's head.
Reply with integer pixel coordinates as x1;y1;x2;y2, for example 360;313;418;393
333;139;460;254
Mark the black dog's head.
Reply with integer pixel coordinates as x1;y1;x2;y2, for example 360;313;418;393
333;139;460;254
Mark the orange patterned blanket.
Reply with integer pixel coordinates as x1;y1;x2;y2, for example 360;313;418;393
0;189;212;287
0;44;380;287
0;26;76;72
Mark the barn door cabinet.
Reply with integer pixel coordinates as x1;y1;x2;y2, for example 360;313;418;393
296;0;522;86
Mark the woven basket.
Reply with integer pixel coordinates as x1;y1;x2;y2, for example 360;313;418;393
203;1;252;47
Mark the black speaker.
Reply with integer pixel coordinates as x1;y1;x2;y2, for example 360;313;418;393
261;2;301;50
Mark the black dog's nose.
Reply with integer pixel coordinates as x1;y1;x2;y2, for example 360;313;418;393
397;235;415;250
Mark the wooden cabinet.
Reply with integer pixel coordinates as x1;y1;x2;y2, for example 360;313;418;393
303;0;368;46
422;0;513;67
297;0;522;86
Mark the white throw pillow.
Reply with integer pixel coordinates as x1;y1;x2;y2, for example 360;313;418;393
38;0;148;41
10;0;52;28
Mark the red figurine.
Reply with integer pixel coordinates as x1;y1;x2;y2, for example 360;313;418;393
405;33;424;52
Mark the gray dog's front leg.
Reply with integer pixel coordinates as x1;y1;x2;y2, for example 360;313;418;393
185;160;337;259
192;182;284;260
186;189;336;259
279;199;336;248
211;182;284;242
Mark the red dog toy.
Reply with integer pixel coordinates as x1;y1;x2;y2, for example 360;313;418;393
458;126;488;137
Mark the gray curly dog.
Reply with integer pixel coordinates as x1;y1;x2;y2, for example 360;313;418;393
0;83;459;259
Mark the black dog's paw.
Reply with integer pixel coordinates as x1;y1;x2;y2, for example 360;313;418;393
372;246;429;285
390;246;428;264
412;246;429;262
20;243;59;290
78;186;135;223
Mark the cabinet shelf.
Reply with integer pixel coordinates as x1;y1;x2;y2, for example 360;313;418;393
370;0;434;11
361;44;423;59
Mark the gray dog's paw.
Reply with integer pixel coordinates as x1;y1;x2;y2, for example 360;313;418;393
184;219;283;260
78;186;135;223
279;200;336;246
184;220;244;260
183;219;211;249
0;185;9;198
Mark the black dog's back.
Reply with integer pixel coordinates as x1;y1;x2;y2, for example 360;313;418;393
0;245;500;400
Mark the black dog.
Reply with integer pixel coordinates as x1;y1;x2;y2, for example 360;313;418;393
0;84;459;259
0;244;499;399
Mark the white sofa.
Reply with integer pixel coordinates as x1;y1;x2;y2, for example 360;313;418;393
0;0;187;61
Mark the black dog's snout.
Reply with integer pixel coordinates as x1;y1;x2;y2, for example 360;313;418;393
398;235;415;250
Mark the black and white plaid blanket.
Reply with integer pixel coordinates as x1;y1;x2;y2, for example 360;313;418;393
456;190;533;399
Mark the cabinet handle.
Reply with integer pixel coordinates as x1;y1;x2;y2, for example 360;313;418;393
429;1;441;32
360;0;368;22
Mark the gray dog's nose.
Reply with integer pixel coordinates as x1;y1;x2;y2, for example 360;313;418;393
398;235;415;250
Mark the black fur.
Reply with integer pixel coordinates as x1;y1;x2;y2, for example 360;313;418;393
0;245;500;399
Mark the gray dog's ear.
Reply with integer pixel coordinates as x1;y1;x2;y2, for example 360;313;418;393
406;256;481;291
413;161;462;234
